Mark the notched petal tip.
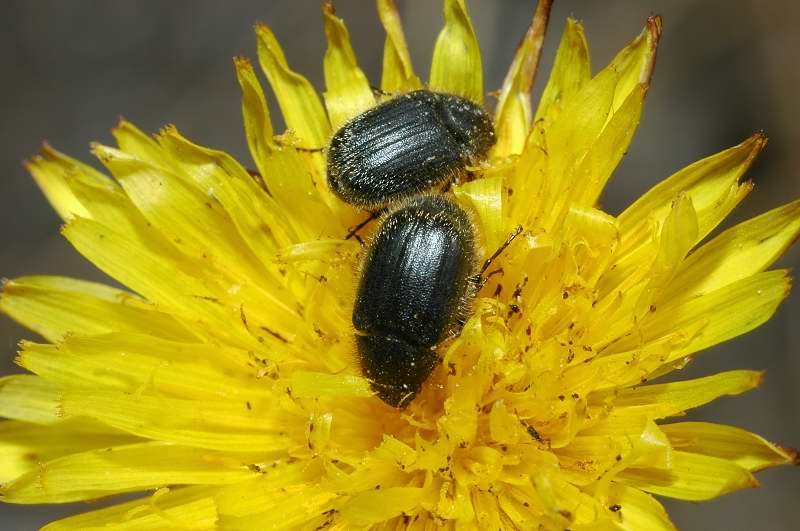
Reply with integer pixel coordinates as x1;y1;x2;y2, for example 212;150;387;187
747;129;769;152
253;20;271;38
377;0;419;92
493;0;554;156
635;15;662;87
321;0;374;128
88;142;109;161
726;132;768;174
778;446;800;466
648;15;663;39
642;15;662;81
737;130;769;172
158;124;178;137
39;141;56;157
255;19;330;148
156;124;181;142
502;0;554;93
254;21;290;72
783;273;793;299
111;115;130;134
233;55;253;70
234;52;276;162
430;0;483;103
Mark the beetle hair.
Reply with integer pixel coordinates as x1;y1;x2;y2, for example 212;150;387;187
354;192;483;342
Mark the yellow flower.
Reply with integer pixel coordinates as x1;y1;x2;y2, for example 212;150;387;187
1;0;798;529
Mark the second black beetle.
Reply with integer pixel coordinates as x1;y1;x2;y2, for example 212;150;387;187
327;90;495;208
353;195;478;407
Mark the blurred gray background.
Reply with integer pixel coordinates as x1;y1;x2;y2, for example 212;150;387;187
1;1;798;529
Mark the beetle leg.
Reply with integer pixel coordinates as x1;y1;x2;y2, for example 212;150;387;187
293;145;325;153
273;137;325;152
345;210;381;243
370;85;392;97
477;225;523;287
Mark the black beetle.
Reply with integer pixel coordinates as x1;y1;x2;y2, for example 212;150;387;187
353;195;478;407
327;90;495;208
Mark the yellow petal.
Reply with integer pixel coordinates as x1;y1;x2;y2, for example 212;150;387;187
618;132;765;254
61;331;252;373
214;463;324;518
61;218;219;325
606;16;661;115
256;145;343;241
533;18;591;126
571;84;646;207
661;422;798;472
562;206;619;287
555;434;635;485
532;473;608;527
58;161;162;243
633;193;698;318
619;450;757;501
93;143;269;287
488;400;521;445
17;335;267;402
453;175;504;250
558;419;672;489
28;148;210;300
289;371;373;398
26;154;88;221
341;487;426;525
376;0;420;92
604;483;676;531
322;2;375;130
0;376;63;424
68;145;323;350
547;66;616;172
276;239;359;263
234;56;276;177
605;369;762;419
496;490;542;529
599;134;765;304
534;17;660;227
374;435;417;470
0;276;192;343
255;22;330;148
665;199;800;300
24;143;112;221
92;143;314;340
61;211;312;355
217;482;336;529
41;486;218;530
112;119;172;169
580;322;705;392
157;127;295;263
59;389;290;452
541;65;617;226
0;419;137;484
1;442;258;504
493;0;553;156
610;270;790;358
429;0;483;103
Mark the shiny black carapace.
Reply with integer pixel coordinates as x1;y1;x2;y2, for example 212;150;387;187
353;195;478;407
327;90;495;208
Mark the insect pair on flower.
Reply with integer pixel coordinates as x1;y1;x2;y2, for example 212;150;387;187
325;89;508;407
